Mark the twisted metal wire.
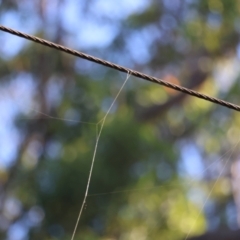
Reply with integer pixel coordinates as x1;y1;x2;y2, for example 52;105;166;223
1;24;240;112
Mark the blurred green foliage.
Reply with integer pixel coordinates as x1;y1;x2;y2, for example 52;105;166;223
1;0;240;240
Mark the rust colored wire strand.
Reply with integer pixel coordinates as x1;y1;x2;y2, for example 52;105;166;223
1;24;240;113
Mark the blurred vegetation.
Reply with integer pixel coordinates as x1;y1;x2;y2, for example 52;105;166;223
0;0;240;240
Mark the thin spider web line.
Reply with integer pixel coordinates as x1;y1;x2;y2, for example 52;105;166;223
143;134;240;239
87;139;240;197
16;116;97;125
9;82;97;125
15;85;240;238
184;136;240;240
15;109;97;125
70;72;131;240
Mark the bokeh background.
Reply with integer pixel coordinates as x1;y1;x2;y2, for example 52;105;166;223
1;0;240;239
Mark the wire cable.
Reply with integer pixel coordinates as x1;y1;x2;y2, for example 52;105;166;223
1;25;240;113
